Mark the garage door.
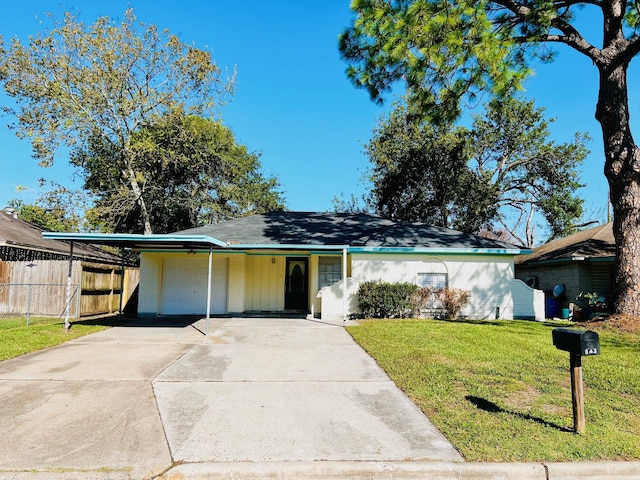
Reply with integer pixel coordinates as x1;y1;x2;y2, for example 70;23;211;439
160;257;228;315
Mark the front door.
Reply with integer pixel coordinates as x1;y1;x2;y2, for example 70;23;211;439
285;257;308;311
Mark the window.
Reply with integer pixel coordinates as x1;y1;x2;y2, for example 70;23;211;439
416;272;448;317
417;272;447;290
318;256;342;288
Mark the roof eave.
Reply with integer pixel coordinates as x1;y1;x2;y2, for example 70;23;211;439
41;234;529;255
516;255;615;266
348;246;529;255
42;232;228;249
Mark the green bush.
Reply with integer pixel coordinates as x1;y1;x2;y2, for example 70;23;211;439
357;281;418;318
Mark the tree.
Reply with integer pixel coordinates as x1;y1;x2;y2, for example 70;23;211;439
74;111;285;234
0;9;234;234
9;199;80;233
8;183;91;232
468;97;587;246
366;105;482;230
331;193;371;213
366;98;587;246
340;0;640;317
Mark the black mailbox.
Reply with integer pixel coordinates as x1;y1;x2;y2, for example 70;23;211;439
552;328;600;356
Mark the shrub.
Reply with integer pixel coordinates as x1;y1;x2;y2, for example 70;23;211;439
409;287;440;318
435;288;471;319
410;287;471;320
357;281;418;318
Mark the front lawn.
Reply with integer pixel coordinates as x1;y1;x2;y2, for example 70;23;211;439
347;318;640;462
0;316;115;361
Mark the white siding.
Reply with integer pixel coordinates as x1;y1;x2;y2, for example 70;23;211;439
227;254;246;314
161;257;205;314
346;253;519;320
511;279;545;321
245;255;285;311
139;250;533;321
138;253;161;317
309;255;320;317
138;252;228;316
210;257;228;314
320;278;360;321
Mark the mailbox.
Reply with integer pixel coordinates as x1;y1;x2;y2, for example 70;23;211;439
552;328;600;356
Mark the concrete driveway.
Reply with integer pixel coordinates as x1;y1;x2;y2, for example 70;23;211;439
0;317;462;479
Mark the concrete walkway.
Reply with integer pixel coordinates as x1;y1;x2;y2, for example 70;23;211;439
1;317;639;479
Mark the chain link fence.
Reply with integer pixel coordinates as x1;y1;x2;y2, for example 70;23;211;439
0;283;80;324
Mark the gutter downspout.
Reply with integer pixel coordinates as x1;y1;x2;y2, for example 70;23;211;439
64;241;74;331
206;246;213;336
342;247;348;326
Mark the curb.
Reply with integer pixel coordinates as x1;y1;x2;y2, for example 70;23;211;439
157;460;640;479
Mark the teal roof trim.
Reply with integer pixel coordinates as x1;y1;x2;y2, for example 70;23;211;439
42;232;228;248
41;233;529;256
226;243;348;251
222;244;527;255
347;246;530;255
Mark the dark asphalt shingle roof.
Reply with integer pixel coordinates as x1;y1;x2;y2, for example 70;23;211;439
515;223;614;265
0;211;122;262
175;212;524;251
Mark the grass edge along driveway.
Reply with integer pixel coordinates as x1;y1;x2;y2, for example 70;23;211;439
0;316;116;361
347;318;640;462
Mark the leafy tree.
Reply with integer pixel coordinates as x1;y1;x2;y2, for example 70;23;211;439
331;193;371;213
365;98;587;246
365;104;485;231
340;0;640;317
8;184;87;232
0;9;234;234
468;97;588;246
74;111;285;234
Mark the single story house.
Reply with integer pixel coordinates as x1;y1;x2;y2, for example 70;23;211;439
515;222;614;313
44;212;542;323
1;209;139;317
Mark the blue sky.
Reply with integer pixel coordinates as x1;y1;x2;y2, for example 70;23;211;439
0;1;632;237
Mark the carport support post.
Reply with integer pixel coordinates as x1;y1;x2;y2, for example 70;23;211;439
342;248;348;326
570;353;586;434
206;246;212;335
118;249;125;322
64;241;74;331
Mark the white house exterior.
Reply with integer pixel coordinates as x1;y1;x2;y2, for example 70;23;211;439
44;212;542;322
314;253;543;321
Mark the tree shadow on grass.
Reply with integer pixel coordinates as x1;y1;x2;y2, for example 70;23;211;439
465;395;573;433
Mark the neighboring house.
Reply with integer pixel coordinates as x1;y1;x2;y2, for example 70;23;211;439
515;222;614;313
44;212;542;321
0;209;139;317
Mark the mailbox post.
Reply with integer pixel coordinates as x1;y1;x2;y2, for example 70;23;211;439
569;352;585;433
552;328;600;434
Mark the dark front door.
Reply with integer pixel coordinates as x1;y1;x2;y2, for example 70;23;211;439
285;257;308;311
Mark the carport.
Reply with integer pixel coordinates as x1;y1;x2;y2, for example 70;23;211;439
42;231;350;333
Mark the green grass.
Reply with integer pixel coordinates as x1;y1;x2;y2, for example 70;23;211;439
0;316;115;361
347;318;640;462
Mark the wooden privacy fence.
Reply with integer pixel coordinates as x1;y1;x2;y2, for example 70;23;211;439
80;264;138;316
0;260;139;319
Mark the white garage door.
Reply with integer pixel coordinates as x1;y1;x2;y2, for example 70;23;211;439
160;257;228;315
